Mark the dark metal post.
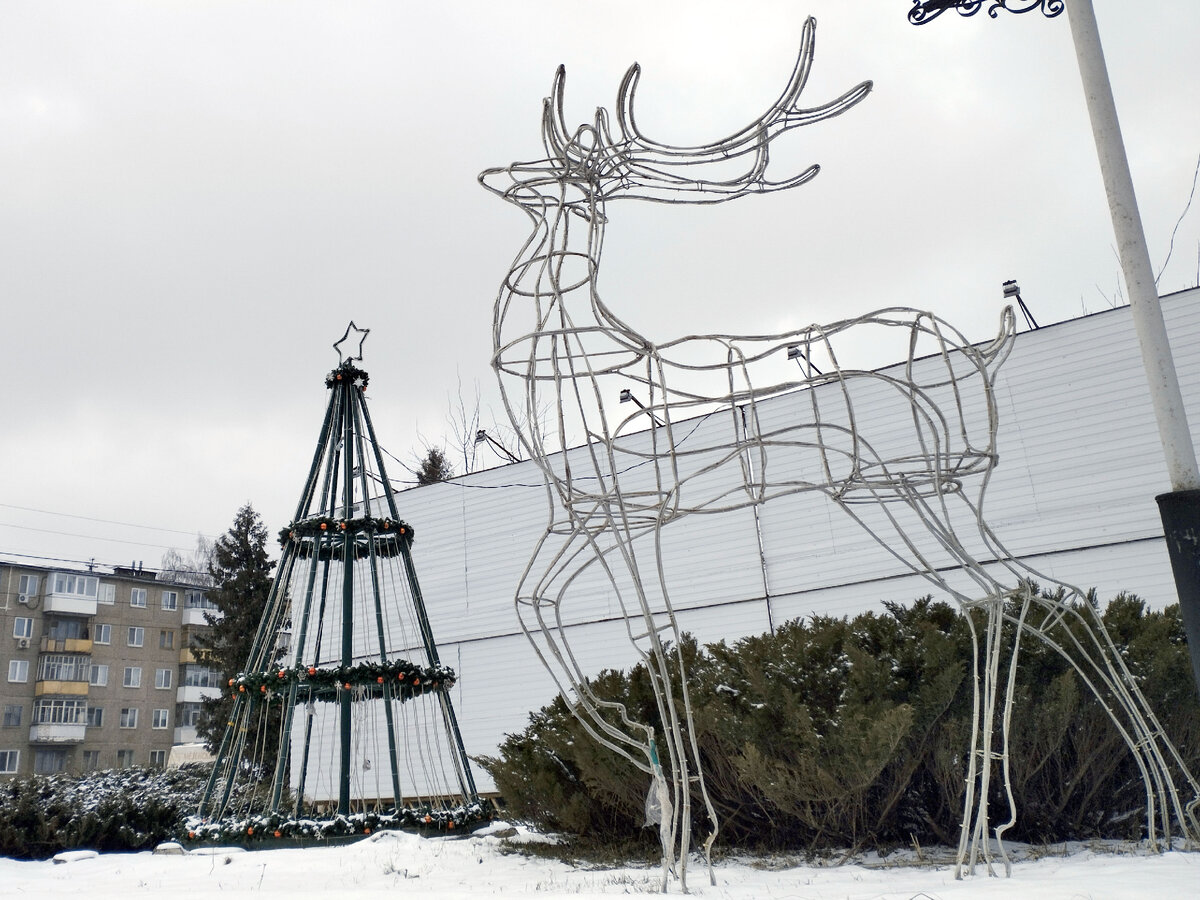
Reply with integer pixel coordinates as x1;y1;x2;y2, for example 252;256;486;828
338;375;355;815
1156;491;1200;693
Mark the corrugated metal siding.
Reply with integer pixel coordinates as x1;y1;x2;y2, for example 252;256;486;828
377;289;1200;782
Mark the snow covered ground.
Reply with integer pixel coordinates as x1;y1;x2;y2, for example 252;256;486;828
1;823;1195;899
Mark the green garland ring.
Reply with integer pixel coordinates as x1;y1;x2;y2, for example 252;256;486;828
230;658;456;704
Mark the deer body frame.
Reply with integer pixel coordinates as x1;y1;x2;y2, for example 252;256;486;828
480;17;1198;886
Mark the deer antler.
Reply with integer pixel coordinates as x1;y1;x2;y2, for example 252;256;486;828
605;17;870;203
614;16;868;170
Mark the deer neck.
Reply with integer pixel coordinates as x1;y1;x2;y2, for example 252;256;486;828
494;186;621;353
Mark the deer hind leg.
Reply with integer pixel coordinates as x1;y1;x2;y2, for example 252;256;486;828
965;498;1200;846
1010;584;1200;847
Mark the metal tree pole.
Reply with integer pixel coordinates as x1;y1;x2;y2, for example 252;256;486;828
1062;0;1200;697
908;0;1200;696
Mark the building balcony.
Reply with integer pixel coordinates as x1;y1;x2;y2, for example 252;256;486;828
179;646;214;665
176;685;221;704
42;594;97;617
173;725;199;745
28;723;87;744
182;607;220;627
34;680;90;697
40;637;93;654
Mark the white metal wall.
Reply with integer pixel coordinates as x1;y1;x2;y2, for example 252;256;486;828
393;290;1200;794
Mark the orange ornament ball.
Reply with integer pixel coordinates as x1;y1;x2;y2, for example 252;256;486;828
376;676;384;684
274;830;282;838
308;667;316;675
247;827;254;836
319;522;328;531
344;682;352;690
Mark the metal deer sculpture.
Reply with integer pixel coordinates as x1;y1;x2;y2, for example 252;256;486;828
480;17;1198;886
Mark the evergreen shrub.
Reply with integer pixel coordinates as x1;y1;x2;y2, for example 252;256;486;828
0;764;212;859
477;593;1200;851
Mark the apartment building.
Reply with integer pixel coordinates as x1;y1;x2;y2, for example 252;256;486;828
0;561;222;778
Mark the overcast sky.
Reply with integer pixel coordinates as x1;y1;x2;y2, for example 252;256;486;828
2;1;1198;571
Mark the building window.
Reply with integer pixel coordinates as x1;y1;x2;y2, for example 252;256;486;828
185;590;213;610
34;749;67;774
37;654;90;682
16;573;39;603
99;583;115;605
116;749;134;768
46;618;86;641
123;667;142;689
94;623;112;645
0;750;18;774
87;706;104;727
52;573;98;598
82;750;101;771
119;708;138;729
12;617;33;640
149;749;167;768
178;701;202;726
151;708;169;729
155;668;173;689
161;591;178;611
89;664;109;687
2;705;21;727
159;630;176;650
183;664;221;688
127;626;145;648
130;587;147;608
7;660;29;683
32;698;87;725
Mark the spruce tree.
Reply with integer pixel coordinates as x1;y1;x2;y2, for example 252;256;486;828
194;504;277;756
416;447;454;484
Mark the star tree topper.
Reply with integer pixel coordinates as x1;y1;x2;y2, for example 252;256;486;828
334;321;370;364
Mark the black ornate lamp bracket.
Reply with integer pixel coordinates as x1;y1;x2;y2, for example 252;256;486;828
908;0;1064;25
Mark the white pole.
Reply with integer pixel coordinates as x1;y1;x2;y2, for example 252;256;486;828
1065;0;1200;492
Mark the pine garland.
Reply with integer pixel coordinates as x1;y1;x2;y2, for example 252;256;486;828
183;802;490;844
324;363;369;390
229;659;456;703
278;516;414;548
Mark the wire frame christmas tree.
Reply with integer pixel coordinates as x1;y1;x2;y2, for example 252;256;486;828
191;323;484;842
